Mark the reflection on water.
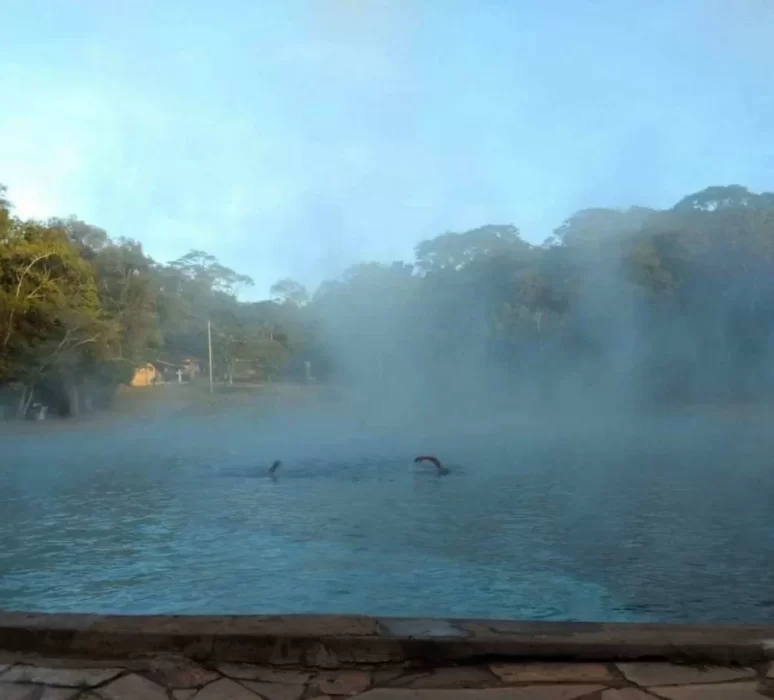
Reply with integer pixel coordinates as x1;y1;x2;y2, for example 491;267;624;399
1;410;773;622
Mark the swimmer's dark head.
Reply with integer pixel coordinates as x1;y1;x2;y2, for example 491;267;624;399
414;455;449;475
269;460;282;475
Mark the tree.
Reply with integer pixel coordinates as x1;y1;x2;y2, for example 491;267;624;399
672;184;754;212
0;219;110;416
270;278;309;307
415;225;530;272
100;245;159;356
157;252;254;371
52;216;110;254
549;207;657;249
6;177;774;418
168;250;253;296
0;184;11;239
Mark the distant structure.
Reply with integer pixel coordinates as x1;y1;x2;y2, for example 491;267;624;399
156;357;202;383
130;363;158;387
130;357;203;387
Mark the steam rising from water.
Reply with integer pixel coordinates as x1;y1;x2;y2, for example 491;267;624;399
3;0;774;623
2;401;774;621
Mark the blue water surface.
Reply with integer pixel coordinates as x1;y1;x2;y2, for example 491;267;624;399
1;407;773;623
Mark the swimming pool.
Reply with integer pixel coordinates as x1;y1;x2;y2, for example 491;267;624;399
1;407;772;622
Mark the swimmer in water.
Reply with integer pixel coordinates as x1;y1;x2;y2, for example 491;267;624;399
414;455;450;476
268;460;282;476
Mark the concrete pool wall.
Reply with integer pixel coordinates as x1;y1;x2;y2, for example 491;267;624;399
1;612;773;666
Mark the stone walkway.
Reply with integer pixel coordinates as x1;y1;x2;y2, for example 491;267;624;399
0;656;773;699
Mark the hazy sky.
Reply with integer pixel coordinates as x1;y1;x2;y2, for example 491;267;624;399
2;0;773;296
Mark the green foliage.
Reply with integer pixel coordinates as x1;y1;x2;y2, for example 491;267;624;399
0;220;107;381
415;224;529;272
169;249;253;296
3;177;774;417
0;184;10;232
270;278;309;307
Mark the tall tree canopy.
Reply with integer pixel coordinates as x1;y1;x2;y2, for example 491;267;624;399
3;180;774;418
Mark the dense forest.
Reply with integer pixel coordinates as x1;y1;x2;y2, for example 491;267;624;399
1;182;774;420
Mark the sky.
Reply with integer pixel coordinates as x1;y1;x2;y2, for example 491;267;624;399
1;0;773;297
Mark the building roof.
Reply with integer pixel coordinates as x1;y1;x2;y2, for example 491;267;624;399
155;356;201;368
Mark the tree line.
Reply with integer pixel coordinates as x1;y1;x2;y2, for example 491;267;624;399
2;182;774;419
0;183;299;418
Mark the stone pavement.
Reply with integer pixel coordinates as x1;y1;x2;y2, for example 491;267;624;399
1;655;774;699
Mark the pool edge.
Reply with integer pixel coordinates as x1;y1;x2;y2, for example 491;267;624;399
0;612;772;665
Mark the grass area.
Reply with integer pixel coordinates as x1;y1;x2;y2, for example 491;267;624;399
4;378;773;436
114;381;326;417
0;381;327;435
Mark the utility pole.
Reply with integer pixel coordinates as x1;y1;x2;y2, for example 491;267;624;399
207;319;214;393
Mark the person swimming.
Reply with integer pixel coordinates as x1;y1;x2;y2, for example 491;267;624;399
414;455;450;476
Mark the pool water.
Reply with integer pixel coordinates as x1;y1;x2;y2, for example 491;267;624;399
1;408;773;622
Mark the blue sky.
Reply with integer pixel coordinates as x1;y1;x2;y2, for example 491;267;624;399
2;0;773;297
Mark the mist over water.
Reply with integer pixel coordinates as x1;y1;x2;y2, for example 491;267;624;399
2;398;774;623
3;0;774;625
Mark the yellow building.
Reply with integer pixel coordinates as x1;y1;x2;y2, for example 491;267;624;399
130;363;158;387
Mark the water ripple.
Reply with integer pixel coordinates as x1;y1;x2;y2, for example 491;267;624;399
1;412;773;622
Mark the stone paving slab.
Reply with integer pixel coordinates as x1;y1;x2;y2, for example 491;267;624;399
402;667;499;689
355;689;606;699
172;692;198;700
95;673;169;700
0;686;80;699
216;665;313;684
192;678;261;699
0;664;123;686
650;681;768;698
491;662;616;684
315;669;373;695
617;661;756;686
144;659;220;688
240;679;306;700
599;690;656;700
0;655;773;699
